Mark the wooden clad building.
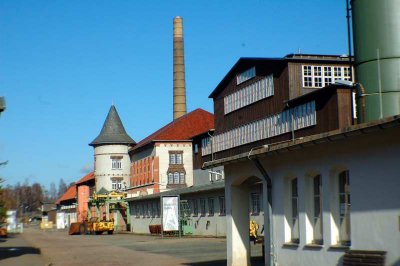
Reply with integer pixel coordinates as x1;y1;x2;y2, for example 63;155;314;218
204;54;354;159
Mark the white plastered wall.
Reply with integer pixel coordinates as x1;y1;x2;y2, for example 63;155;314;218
155;142;193;190
94;144;131;192
223;126;400;266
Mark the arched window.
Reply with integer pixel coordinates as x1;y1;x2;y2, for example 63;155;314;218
179;173;185;184
168;173;173;184
173;172;179;184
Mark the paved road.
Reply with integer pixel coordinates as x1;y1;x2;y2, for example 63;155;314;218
0;226;264;266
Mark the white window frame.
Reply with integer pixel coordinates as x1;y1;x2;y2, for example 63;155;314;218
112;158;122;169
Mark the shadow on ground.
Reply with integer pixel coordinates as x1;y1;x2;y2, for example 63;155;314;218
182;256;264;266
0;247;41;260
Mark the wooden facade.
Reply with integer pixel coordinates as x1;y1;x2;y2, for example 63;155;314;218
207;54;354;160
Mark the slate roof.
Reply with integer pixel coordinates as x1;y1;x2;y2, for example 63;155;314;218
89;105;136;146
55;186;77;205
131;108;214;151
76;172;95;185
97;187;109;195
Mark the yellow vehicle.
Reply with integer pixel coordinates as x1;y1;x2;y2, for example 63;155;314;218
69;217;114;235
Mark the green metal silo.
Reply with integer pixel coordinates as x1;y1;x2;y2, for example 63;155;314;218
351;0;400;122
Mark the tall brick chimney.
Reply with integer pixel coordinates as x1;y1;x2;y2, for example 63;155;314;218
173;16;187;120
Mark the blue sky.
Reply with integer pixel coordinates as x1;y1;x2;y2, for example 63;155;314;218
0;0;349;188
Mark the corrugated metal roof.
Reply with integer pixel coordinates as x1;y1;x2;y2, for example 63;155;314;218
89;105;136;146
126;181;225;202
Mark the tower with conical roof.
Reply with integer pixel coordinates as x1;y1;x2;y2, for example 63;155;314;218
89;105;135;193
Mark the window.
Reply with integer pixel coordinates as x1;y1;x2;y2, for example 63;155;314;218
111;180;122;190
152;202;157;218
225;74;274;114
176;154;182;164
219;196;225;215
169;152;183;165
179;173;185;184
208;198;215;216
192;199;199;217
147;202;152;218
112;159;122;169
169;154;176;164
200;198;206;216
237;67;256;84
313;175;323;244
173;172;179;184
194;144;198;154
168;173;173;184
339;170;351;246
303;65;353;88
251;193;261;215
202;101;316;155
135;205;140;218
141;204;145;218
291;178;300;243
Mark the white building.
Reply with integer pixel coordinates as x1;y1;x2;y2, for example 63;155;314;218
205;116;400;266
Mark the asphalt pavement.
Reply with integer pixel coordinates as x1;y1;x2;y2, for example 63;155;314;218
0;225;264;266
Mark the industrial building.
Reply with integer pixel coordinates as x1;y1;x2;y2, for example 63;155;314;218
202;1;400;265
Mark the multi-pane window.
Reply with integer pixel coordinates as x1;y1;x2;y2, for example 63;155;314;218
169;154;176;164
208;198;215;216
251;193;261;215
176;154;182;164
179;173;185;184
112;159;122;169
339;170;351;246
111;180;122;190
291;178;300;243
168;172;185;185
192;199;199;217
152;202;157;218
225;74;274;114
303;65;352;88
200;198;206;216
219;196;225;215
202;101;316;155
237;67;256;84
313;175;323;244
147;202;152;218
173;172;179;184
169;152;183;165
135;205;140;218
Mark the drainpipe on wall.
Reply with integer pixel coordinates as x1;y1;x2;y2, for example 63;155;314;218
248;148;275;266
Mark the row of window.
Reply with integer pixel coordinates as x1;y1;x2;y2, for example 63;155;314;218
225;74;274;114
237;67;256;84
202;101;316;155
167;172;186;185
133;201;161;218
132;193;263;219
302;65;352;88
286;170;350;246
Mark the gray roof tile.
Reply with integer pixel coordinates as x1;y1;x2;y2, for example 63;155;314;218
89;105;135;146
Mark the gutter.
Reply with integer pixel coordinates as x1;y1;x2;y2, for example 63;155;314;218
248;147;275;266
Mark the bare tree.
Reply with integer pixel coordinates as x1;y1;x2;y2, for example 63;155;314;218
57;178;68;198
49;182;57;202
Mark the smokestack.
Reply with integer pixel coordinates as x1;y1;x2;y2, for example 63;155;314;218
173;16;187;120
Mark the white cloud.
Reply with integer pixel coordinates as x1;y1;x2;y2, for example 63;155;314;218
80;164;93;173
